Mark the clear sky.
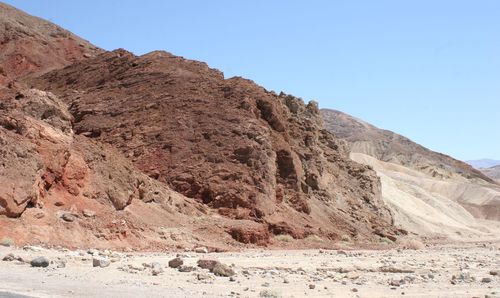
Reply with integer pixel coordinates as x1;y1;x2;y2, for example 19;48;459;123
5;0;500;161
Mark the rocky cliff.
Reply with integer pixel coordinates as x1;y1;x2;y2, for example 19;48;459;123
0;2;400;249
29;49;399;244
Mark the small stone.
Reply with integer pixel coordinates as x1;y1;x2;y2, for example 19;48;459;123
490;270;498;276
178;265;197;272
389;279;404;287
283;278;290;284
168;257;183;268
352;288;358;293
259;289;281;298
2;253;15;261
31;256;50;268
211;263;235;277
87;249;99;256
229;276;236;282
197;273;212;280
481;277;492;283
197;259;219;270
61;213;76;222
92;257;110;268
33;211;45;219
152;263;163;276
82;209;96;218
309;284;316;289
194;247;209;253
151;262;163;272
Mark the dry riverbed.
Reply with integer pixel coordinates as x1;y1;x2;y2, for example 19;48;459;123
0;243;499;298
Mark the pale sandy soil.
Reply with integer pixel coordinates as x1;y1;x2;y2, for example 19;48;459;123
0;243;499;298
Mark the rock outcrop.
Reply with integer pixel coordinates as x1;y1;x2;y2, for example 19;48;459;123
30;50;398;243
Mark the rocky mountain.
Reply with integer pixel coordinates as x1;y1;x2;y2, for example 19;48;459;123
0;3;400;249
321;109;500;239
467;159;500;169
0;2;101;86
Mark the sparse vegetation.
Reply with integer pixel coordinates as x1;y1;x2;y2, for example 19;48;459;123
399;238;425;250
379;237;394;245
274;234;294;242
341;234;351;242
305;234;323;242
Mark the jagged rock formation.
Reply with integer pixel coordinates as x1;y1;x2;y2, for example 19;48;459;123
0;87;213;248
321;108;500;238
0;2;101;85
29;49;399;244
0;2;401;249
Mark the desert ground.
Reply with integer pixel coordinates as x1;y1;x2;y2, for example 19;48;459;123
0;243;499;298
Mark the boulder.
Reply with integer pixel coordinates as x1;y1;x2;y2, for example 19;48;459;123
92;257;110;268
31;256;49;268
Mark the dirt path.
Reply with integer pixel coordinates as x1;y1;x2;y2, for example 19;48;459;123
0;243;498;298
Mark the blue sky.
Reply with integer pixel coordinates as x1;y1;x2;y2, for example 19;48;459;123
5;0;500;161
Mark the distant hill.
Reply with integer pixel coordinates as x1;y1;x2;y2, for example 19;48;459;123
321;109;493;183
466;159;500;169
321;108;500;239
481;165;500;182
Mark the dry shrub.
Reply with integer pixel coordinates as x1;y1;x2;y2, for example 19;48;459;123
274;234;294;242
399;238;425;250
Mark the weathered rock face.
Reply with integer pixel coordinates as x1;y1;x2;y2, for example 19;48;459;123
0;87;213;249
0;88;176;217
0;2;102;86
0;3;400;249
31;49;397;242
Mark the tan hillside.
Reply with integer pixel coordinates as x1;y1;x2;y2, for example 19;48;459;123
321;108;500;240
